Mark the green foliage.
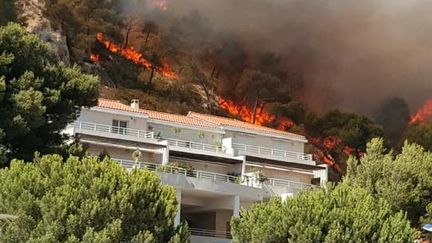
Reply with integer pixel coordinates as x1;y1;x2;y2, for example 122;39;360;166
305;110;383;173
46;0;122;62
231;183;416;243
0;154;189;242
404;122;432;151
346;138;432;224
306;110;383;151
0;23;99;164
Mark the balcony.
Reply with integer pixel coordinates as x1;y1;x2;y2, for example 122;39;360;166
116;159;241;184
242;175;316;192
267;177;317;192
72;121;154;142
167;138;226;154
117;159;317;197
232;143;314;164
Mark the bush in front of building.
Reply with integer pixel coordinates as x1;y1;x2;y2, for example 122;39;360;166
0;154;189;242
231;182;416;243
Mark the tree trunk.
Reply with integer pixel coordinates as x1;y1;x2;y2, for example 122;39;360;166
210;64;217;79
252;96;259;124
148;68;155;85
144;25;152;46
123;24;132;49
200;80;213;112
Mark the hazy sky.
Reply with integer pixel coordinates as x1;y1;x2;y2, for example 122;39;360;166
156;0;432;114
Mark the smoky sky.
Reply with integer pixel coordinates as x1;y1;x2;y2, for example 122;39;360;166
151;0;432;115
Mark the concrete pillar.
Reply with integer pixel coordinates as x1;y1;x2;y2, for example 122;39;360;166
162;147;169;165
318;164;329;187
174;190;181;227
222;137;234;155
241;156;246;175
233;195;240;217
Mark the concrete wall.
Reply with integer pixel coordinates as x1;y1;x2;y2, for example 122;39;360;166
149;123;223;145
79;109;148;131
86;144;163;163
215;210;232;232
184;211;216;230
170;157;242;175
245;165;314;184
226;131;305;153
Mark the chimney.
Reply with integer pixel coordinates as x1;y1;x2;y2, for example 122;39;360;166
130;99;139;109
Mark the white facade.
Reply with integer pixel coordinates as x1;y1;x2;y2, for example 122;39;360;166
67;99;328;242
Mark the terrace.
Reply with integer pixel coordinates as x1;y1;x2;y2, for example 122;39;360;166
116;159;316;194
232;143;314;164
72;121;155;142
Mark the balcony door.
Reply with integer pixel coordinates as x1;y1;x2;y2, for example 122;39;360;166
112;119;128;135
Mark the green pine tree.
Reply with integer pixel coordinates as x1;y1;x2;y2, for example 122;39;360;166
0;154;190;242
0;23;99;165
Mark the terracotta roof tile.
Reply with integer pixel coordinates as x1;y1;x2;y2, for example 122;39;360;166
97;98;305;139
187;112;306;140
97;99;217;129
98;98;148;115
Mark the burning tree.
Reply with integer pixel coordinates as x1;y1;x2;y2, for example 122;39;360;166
304;110;384;174
411;99;432;124
91;32;177;80
235;69;282;124
400;99;432;152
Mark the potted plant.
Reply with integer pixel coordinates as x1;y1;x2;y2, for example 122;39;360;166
228;172;242;184
131;149;142;170
257;171;268;183
197;131;206;143
173;127;181;138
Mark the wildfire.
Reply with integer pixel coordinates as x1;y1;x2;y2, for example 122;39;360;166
219;98;362;174
411;99;432;123
90;53;100;62
91;32;178;79
219;98;294;130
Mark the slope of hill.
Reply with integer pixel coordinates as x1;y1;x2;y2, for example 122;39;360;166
7;0;422;178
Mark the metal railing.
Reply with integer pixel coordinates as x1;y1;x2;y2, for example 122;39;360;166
117;160;317;194
233;143;313;161
116;159;241;184
167;138;224;153
267;178;317;191
118;159;188;175
73;121;154;139
190;227;232;239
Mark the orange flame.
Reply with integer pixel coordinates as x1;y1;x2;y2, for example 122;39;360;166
90;53;100;62
219;98;363;174
411;99;432;124
94;32;178;79
158;60;178;79
219;97;294;130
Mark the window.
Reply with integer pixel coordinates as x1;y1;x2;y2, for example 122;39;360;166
112;119;128;135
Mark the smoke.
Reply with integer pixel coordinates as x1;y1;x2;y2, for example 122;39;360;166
146;0;432;114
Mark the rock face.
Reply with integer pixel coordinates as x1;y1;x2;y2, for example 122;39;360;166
17;0;70;64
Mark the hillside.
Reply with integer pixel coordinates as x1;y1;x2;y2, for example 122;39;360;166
3;0;432;178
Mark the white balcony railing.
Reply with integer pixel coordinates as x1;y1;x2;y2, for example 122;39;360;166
73;121;154;139
116;159;241;184
118;159;187;175
233;143;313;161
190;227;232;239
267;178;317;191
167;138;224;153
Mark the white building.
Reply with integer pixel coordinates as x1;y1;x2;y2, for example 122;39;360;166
66;98;328;243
